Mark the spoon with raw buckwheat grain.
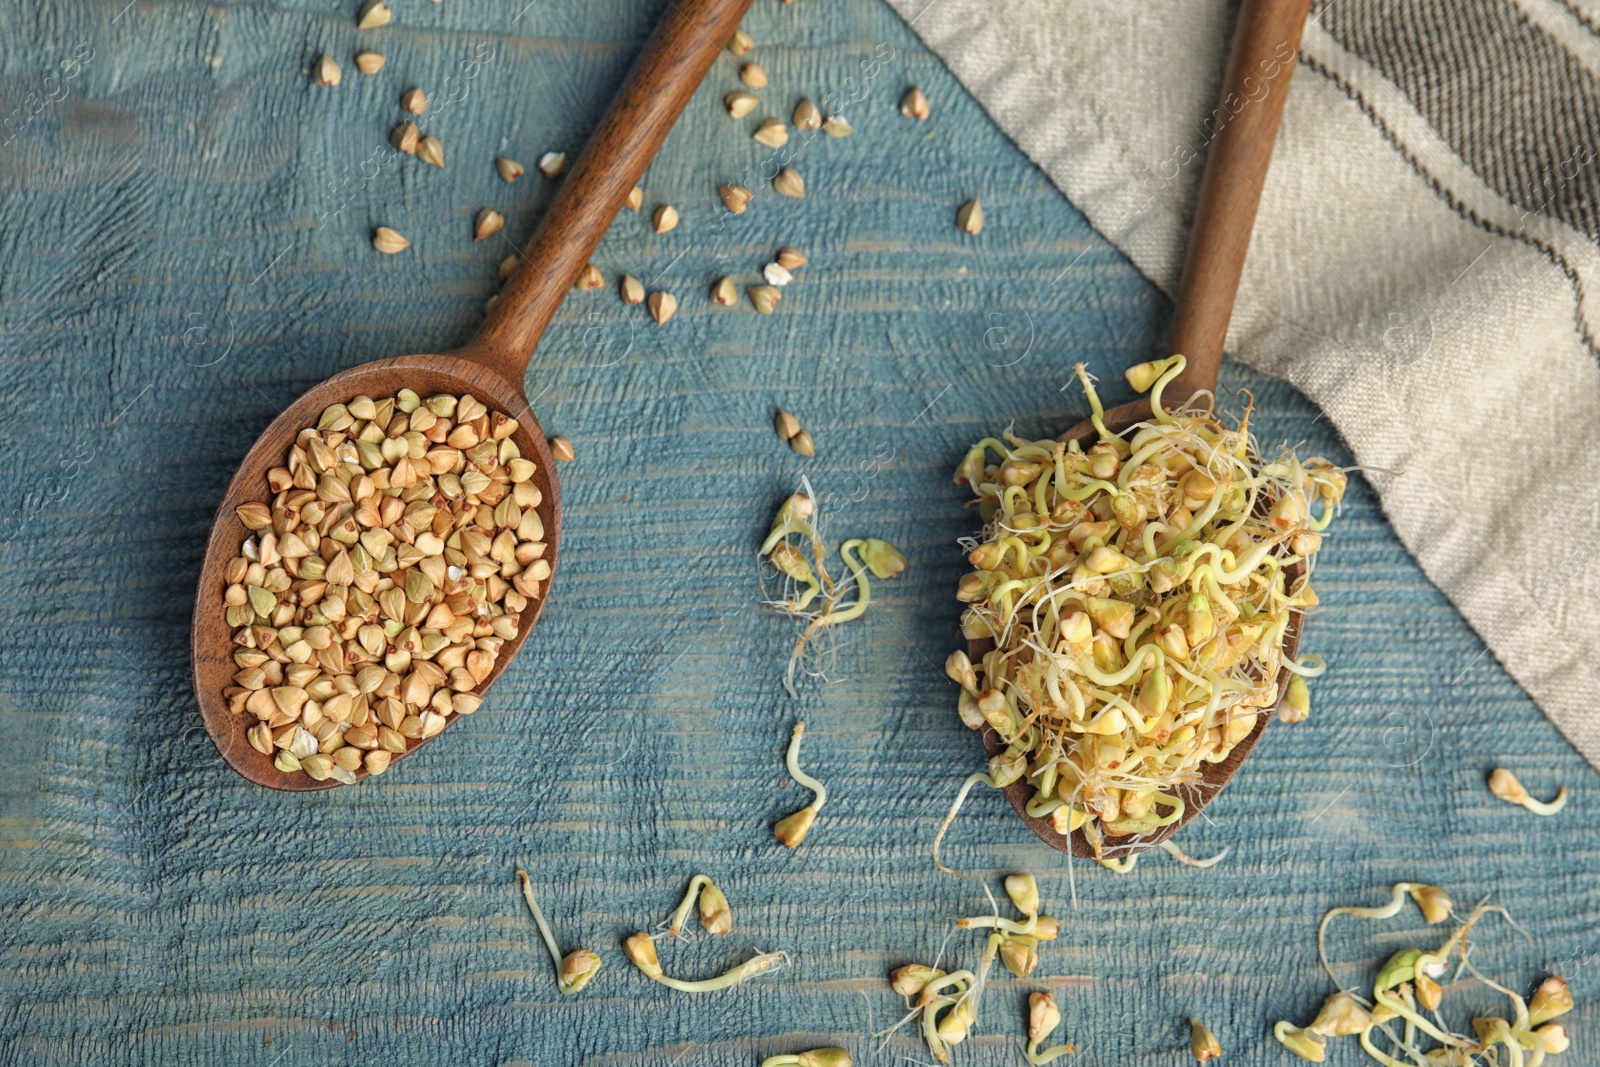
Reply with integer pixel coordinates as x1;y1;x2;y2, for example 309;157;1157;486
191;0;753;790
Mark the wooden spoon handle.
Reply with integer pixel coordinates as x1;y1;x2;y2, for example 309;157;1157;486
462;0;753;386
1165;0;1310;402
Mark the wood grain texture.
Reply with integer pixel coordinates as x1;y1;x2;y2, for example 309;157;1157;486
0;0;1594;1065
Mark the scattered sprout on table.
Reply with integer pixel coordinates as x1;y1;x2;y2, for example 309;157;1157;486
622;931;785;993
665;873;732;938
1156;839;1230;868
761;1050;852;1067
516;869;603;995
1318;882;1455;986
1025;992;1075;1064
759;490;906;695
1488;767;1568;816
621;878;782;993
1275;881;1577;1064
883;873;1062;1063
773;721;827;848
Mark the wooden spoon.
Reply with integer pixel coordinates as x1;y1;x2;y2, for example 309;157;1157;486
191;0;753;789
976;0;1314;856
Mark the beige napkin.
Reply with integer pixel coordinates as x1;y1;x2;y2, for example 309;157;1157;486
886;0;1600;767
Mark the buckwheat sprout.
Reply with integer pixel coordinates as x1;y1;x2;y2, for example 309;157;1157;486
1135;354;1188;424
767;541;822;612
890;964;948;1000
957;874;1040;934
1075;363;1113;441
918;967;978;1005
1370;949;1466;1049
908;965;979;1062
1024;795;1064;820
774;720;827;848
1157;839;1230;868
1271;1020;1327;1062
762;527;826;616
813;540;873;628
1487;767;1568;816
516;869;603;995
1280;652;1329;678
922;991;962;1061
1317;883;1454;993
931;772;999;877
957;913;1040;936
621;931;786;993
1024;992;1075;1064
664;874;729;938
667;874;710;938
1472;1017;1524;1067
760;1049;852;1067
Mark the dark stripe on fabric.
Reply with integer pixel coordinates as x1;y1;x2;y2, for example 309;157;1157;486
1298;50;1599;361
1317;0;1600;244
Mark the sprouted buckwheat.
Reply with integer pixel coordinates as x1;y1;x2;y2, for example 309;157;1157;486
773;721;827;848
220;392;548;783
516;869;603;995
759;491;906;695
884;873;1062;1063
1488;767;1569;816
622;877;783;993
1279;881;1577;1064
942;355;1345;862
1025;992;1075;1064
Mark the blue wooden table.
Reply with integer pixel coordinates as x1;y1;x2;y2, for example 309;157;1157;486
0;1;1592;1064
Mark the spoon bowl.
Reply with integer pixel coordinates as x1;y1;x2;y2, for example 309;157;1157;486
973;400;1305;856
190;0;753;789
192;355;560;789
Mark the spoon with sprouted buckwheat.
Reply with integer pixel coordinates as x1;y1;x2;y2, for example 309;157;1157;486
191;0;753;789
947;0;1331;861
